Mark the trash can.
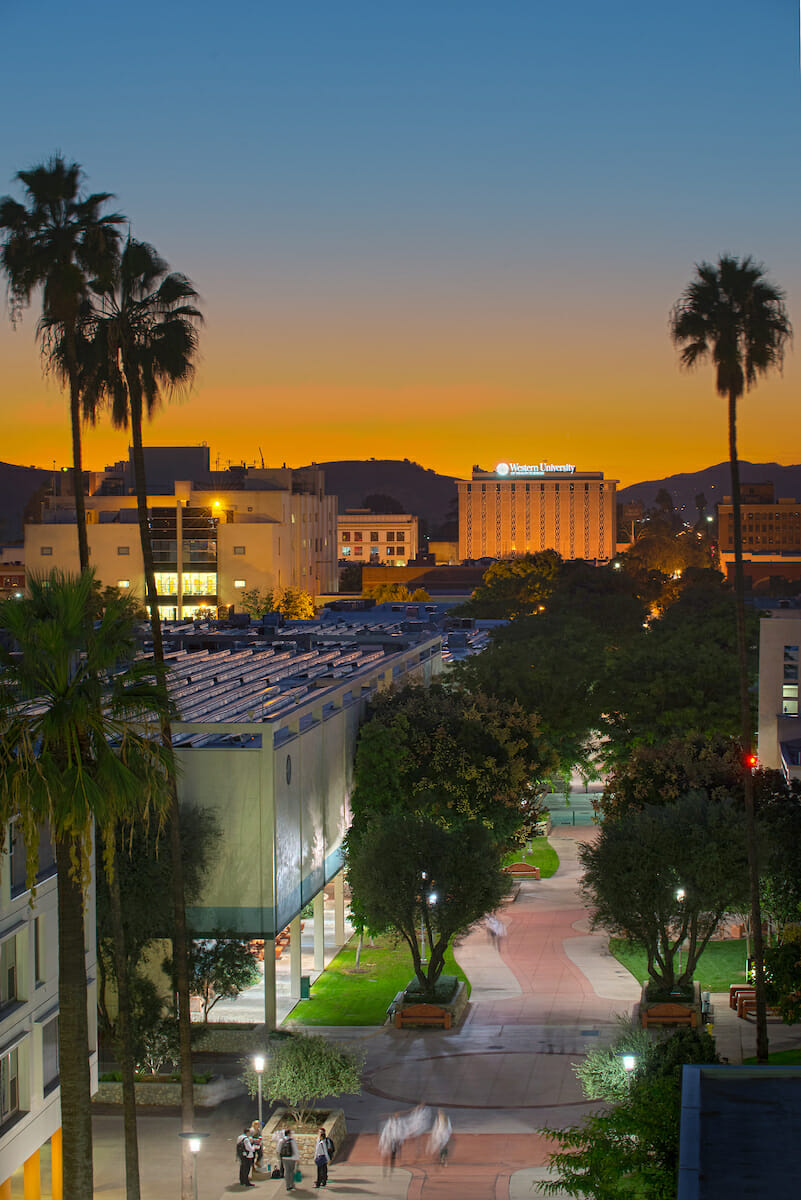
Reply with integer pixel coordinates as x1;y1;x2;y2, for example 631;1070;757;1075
300;975;311;999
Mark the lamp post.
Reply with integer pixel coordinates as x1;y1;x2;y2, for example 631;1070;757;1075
419;877;437;967
179;1131;208;1200
622;1054;637;1074
676;887;686;981
253;1054;265;1126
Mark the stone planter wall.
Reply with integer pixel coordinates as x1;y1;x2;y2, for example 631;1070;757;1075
394;979;469;1029
93;1074;242;1107
263;1108;347;1165
190;1023;273;1054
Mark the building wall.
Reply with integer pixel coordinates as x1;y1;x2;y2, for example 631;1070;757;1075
758;613;801;771
457;470;617;560
718;497;801;555
337;513;419;566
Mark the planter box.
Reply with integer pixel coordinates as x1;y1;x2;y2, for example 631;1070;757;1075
394;980;469;1030
638;981;702;1030
262;1108;347;1165
92;1074;242;1107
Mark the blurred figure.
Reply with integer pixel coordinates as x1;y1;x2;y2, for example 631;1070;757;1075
429;1109;452;1165
379;1114;403;1174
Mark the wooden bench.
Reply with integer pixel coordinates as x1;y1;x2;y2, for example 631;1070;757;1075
394;1003;452;1030
503;862;540;880
730;985;755;1010
640;1002;698;1029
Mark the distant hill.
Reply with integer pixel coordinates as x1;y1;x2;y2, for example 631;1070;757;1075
618;462;801;516
0;461;52;545
305;459;459;531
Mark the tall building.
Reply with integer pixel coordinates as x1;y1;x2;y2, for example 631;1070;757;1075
24;456;338;618
337;510;418;565
458;460;617;561
717;485;801;587
758;609;801;781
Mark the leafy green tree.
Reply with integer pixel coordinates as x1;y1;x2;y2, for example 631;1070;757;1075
579;794;749;991
764;937;801;1024
345;810;508;995
363;582;429;603
458;549;562;618
671;253;791;1061
352;682;552;845
0;571;171;1198
244;1032;364;1127
339;561;363;592
543;1027;719;1199
240;585;316;618
597;734;744;823
0;158;123;570
167;936;260;1021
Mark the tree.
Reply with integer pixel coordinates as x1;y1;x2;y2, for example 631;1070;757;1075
351;682;552;846
239;585;316;619
764;936;801;1024
363;582;430;603
671;254;791;1061
579;794;749;992
0;571;171;1197
597;734;744;823
457;549;562;618
0;157;123;569
245;1033;364;1127
339;561;363;592
345;810;508;995
362;493;404;513
167;936;260;1021
80;235;202;1193
543;1027;719;1199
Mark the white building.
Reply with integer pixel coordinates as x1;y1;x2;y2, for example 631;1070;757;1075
758;610;801;781
337;510;418;566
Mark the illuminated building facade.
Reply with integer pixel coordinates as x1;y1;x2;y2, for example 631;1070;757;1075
458;461;617;561
337;510;418;565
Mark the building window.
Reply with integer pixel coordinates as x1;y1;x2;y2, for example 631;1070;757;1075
0;934;19;1011
0;1045;21;1128
234;579;246;589
342;532;351;542
34;918;43;986
387;546;395;556
783;646;798;680
117;546;130;556
354;547;363;557
40;547;52;556
354;532;363;542
395;532;405;543
370;531;379;542
233;546;245;555
117;580;130;589
386;532;395;542
42;1017;59;1095
341;546;351;557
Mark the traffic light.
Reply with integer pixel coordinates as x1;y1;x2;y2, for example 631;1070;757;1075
745;752;758;771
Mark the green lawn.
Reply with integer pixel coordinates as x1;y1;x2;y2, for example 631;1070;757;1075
744;1047;801;1065
284;933;470;1026
610;937;748;992
502;838;560;878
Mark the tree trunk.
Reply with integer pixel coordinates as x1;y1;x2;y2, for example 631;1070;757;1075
729;387;769;1062
66;340;89;572
56;838;94;1197
128;384;195;1196
108;838;141;1200
354;931;363;969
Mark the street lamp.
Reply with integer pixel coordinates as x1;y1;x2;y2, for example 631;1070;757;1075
622;1054;637;1073
420;879;437;966
253;1054;265;1125
179;1131;208;1200
676;888;686;980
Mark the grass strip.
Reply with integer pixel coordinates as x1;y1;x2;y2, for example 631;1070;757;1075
502;838;559;878
609;937;747;992
284;933;470;1026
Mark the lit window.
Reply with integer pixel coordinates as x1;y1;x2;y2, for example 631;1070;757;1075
234;579;246;588
117;580;130;589
354;532;363;542
387;546;395;556
233;546;246;555
40;547;52;556
117;546;130;556
342;531;351;542
354;547;363;557
341;546;351;557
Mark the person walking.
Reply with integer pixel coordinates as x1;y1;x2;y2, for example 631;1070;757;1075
236;1126;256;1188
429;1109;452;1165
379;1114;403;1175
278;1128;300;1192
313;1127;330;1188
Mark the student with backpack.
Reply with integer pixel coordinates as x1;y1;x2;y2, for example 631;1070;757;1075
278;1128;300;1192
236;1126;256;1187
313;1128;334;1188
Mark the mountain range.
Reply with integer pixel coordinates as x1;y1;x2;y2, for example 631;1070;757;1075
3;457;801;544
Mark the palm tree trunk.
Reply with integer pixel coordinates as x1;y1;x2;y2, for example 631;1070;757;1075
56;837;94;1197
729;388;769;1062
109;838;141;1200
65;334;89;571
128;382;195;1198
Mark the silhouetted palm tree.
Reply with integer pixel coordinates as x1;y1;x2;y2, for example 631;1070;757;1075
0;158;123;568
670;254;791;1062
0;571;171;1195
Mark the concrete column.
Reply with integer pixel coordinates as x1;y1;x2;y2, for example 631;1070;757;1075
23;1150;40;1200
289;916;302;999
334;870;346;947
313;891;325;973
263;940;277;1030
50;1128;62;1200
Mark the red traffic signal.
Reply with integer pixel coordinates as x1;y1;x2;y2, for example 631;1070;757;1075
745;753;758;770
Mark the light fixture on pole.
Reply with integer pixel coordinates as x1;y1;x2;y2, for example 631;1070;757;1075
676;887;686;979
253;1054;265;1126
622;1054;637;1074
179;1131;208;1200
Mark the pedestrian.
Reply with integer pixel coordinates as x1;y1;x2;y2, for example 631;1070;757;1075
272;1127;288;1177
236;1126;256;1188
379;1114;403;1174
428;1108;452;1165
248;1119;263;1170
313;1127;330;1188
278;1127;300;1192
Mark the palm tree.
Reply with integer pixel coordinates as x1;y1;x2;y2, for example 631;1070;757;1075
670;254;792;1062
0;571;172;1195
82;237;202;1196
0;158;124;569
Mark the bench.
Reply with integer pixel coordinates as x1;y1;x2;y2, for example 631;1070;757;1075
503;862;540;880
386;991;406;1023
730;985;755;1010
640;1002;698;1029
394;1003;452;1030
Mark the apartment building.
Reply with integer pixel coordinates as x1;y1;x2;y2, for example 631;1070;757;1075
337;510;418;566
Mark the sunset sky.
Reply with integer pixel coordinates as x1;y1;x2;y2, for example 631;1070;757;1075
2;0;801;489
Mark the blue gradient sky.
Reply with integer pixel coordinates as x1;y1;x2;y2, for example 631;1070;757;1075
2;0;800;486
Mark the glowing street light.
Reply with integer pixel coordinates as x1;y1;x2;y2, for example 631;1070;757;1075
253;1054;265;1125
622;1054;637;1073
676;887;686;978
179;1131;208;1200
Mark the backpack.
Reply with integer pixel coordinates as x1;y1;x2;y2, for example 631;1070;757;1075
236;1137;245;1161
325;1136;334;1159
279;1138;293;1158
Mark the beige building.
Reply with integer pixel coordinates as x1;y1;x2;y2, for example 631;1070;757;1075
458;461;617;561
758;610;801;781
25;467;338;619
337;510;418;565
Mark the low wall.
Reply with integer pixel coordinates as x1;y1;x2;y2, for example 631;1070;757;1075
263;1108;347;1165
93;1074;243;1108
